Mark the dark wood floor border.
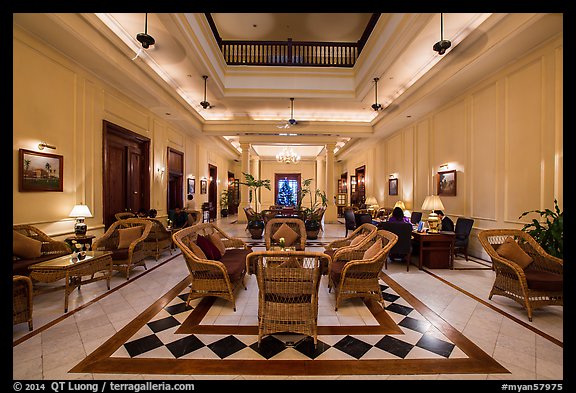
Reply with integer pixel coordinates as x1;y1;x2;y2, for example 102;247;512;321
13;251;183;347
70;270;509;376
421;268;563;348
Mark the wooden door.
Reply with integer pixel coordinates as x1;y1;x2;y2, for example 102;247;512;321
167;148;184;212
208;164;217;220
102;121;150;229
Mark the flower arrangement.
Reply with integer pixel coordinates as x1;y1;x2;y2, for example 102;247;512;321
279;237;286;249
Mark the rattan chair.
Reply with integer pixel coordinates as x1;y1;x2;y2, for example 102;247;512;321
13;224;72;276
324;223;377;252
247;250;329;347
92;219;152;280
139;218;173;260
13;275;34;331
328;229;398;311
478;229;563;321
172;222;251;311
265;218;307;251
114;211;136;220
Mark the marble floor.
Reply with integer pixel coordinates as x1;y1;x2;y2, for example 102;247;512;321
12;215;564;381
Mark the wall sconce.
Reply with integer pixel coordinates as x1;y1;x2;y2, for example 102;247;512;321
38;142;56;150
157;167;165;175
209;176;213;182
439;163;449;170
389;173;396;179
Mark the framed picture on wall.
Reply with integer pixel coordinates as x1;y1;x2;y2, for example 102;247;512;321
19;149;64;192
200;179;207;194
438;170;457;196
388;178;398;196
187;178;195;194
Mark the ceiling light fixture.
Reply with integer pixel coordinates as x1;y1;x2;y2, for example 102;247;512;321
276;146;300;164
137;13;155;49
371;78;382;111
433;13;451;55
200;75;211;109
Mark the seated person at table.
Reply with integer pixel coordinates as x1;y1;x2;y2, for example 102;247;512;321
170;207;189;229
148;208;157;218
434;210;454;232
136;207;148;217
388;206;411;224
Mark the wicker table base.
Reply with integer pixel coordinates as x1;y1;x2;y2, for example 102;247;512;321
29;251;113;313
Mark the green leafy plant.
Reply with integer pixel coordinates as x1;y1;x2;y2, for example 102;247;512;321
518;199;563;258
297;178;327;225
239;172;271;222
220;189;229;209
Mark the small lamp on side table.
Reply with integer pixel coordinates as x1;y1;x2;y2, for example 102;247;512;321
421;195;444;233
69;204;93;236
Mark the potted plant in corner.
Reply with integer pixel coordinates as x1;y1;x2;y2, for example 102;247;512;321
518;199;563;258
297;178;328;240
239;172;271;239
220;189;229;218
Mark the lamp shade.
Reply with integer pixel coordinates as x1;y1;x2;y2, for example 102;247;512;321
393;200;406;210
69;204;93;218
421;195;444;211
365;196;378;207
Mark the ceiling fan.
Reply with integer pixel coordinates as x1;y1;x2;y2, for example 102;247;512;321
200;75;213;109
276;97;298;129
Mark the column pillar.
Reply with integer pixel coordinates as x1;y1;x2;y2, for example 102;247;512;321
324;143;338;223
238;143;251;223
251;156;261;212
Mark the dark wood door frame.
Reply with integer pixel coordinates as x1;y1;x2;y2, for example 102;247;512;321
167;147;184;212
208;164;217;220
102;120;150;230
274;173;301;206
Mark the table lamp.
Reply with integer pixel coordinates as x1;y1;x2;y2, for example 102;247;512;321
69;204;93;236
365;196;379;217
421;195;444;233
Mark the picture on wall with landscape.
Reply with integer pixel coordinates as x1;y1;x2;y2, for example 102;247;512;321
19;148;63;192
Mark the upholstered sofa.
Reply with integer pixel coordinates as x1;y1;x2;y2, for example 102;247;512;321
13;225;72;276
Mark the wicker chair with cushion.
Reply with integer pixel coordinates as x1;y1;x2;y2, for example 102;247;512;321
323;223;377;263
186;210;202;226
13;225;72;276
13;275;34;331
328;229;398;311
265;218;307;251
247;250;329;347
172;222;252;311
114;211;136;221
138;218;173;260
478;229;563;322
92;219;152;280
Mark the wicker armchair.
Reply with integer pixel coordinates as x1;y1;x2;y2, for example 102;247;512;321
13;275;34;331
114;211;136;220
265;218;307;251
13;224;72;276
328;229;398;311
247;250;329;347
186;210;202;226
139;218;173;260
92;219;152;280
324;223;377;252
478;229;563;321
172;222;252;311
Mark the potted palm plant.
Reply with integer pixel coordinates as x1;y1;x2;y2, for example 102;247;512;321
239;172;271;239
297;178;327;240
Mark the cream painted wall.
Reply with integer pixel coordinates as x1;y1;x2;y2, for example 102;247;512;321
367;34;563;260
13;28;234;240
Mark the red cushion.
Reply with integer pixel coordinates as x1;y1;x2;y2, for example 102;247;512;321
196;234;222;260
219;248;251;281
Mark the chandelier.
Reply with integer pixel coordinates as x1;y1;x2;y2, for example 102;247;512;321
276;146;300;164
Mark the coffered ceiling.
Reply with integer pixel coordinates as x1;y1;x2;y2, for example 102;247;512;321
12;12;563;161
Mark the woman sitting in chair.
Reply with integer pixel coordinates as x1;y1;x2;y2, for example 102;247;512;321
388;206;411;224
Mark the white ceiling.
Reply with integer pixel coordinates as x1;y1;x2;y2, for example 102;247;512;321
13;13;563;161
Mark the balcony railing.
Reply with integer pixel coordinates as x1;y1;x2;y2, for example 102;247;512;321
220;39;358;67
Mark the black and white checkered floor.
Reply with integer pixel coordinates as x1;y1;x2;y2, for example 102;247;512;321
111;276;467;361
